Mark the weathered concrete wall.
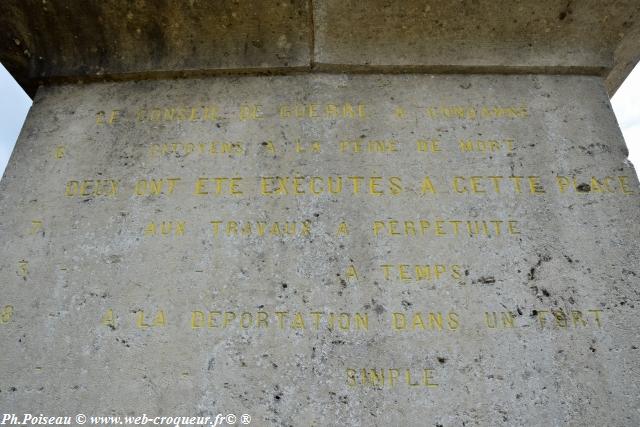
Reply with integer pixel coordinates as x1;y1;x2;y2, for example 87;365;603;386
1;73;639;425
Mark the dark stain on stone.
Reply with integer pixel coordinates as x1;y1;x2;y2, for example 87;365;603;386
207;357;215;371
116;337;130;348
558;0;573;21
576;183;591;192
541;288;550;297
374;303;385;315
528;254;552;281
437;357;447;364
478;276;496;284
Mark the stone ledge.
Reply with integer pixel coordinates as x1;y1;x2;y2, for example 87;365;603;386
1;0;639;97
0;0;312;96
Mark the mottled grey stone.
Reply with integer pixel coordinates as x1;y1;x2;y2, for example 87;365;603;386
0;0;312;95
2;1;640;97
0;74;639;425
313;0;640;79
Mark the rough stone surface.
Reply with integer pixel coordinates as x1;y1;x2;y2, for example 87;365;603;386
606;16;640;95
1;74;639;425
0;0;311;95
2;1;640;97
313;0;639;75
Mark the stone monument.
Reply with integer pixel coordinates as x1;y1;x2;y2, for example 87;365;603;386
1;1;640;425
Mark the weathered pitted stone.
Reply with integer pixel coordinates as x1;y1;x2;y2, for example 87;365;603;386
313;0;640;82
1;1;640;96
0;0;312;95
1;2;640;426
0;74;639;425
606;17;640;95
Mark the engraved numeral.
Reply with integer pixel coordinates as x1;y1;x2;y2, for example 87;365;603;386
17;260;28;278
29;220;43;235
